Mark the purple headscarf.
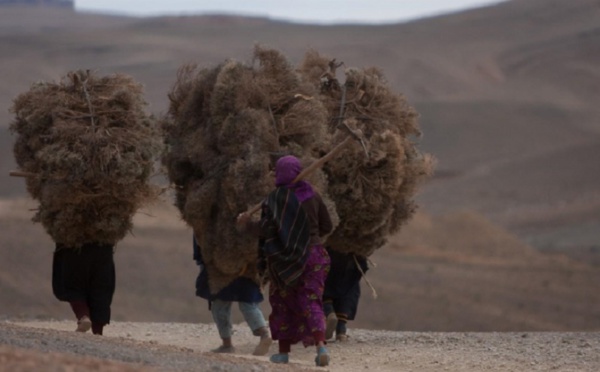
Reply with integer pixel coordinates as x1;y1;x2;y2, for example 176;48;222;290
275;155;315;203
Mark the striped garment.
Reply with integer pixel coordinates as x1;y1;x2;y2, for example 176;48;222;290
260;187;310;288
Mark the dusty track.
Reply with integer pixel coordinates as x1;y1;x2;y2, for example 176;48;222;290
2;320;599;371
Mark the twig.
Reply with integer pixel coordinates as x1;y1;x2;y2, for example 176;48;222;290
245;136;354;216
9;170;36;178
80;71;96;128
267;104;278;136
354;254;377;299
337;84;347;127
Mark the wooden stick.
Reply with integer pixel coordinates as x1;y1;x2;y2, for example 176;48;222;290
354;254;378;299
9;170;36;178
292;136;352;183
245;136;354;216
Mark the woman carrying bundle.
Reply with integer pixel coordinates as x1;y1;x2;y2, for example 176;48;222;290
323;247;369;342
237;155;333;367
192;234;272;356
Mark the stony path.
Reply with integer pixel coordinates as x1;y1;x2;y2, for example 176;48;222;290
2;320;599;371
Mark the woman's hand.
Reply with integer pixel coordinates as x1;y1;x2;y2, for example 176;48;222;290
236;212;250;232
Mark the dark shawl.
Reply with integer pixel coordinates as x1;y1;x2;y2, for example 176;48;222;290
260;186;311;289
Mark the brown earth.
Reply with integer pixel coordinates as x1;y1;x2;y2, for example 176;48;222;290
2;320;599;372
1;0;600;370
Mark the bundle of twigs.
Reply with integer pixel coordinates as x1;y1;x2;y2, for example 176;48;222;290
162;46;434;291
161;46;339;293
298;50;436;257
10;70;162;247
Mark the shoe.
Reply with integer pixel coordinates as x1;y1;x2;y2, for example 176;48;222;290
315;346;330;367
325;313;338;340
76;316;91;333
252;335;273;356
269;353;289;364
211;345;236;353
336;333;349;342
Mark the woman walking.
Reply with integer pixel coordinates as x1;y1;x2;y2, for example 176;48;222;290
52;242;116;335
237;155;333;367
193;235;272;356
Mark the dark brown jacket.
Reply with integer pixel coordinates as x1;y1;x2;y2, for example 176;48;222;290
300;192;333;245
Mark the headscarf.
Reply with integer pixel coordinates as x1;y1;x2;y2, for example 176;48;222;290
274;155;315;202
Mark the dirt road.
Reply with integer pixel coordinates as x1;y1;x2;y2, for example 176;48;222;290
2;320;599;371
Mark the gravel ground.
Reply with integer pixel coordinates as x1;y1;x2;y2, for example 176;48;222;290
1;320;599;371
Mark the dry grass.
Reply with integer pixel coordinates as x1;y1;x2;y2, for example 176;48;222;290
8;70;162;247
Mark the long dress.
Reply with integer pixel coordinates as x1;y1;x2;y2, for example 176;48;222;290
52;242;115;325
259;186;333;346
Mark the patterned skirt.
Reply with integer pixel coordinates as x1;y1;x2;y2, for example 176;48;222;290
267;244;330;347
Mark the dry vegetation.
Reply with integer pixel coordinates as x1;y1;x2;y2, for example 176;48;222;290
160;46;330;292
160;45;433;292
9;70;162;247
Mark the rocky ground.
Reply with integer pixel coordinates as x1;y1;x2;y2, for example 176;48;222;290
1;320;599;371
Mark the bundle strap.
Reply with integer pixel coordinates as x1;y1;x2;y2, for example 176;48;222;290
353;254;377;299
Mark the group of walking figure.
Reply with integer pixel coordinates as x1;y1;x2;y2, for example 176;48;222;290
51;155;368;367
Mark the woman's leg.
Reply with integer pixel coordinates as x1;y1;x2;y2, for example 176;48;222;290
70;300;91;332
302;245;330;343
239;302;272;356
269;339;291;364
268;287;293;363
323;299;338;340
210;299;235;352
238;301;267;332
88;246;115;335
334;278;361;341
52;246;93;333
69;301;89;318
303;245;331;366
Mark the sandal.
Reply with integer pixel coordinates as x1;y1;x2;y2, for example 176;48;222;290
315;346;330;367
269;353;289;364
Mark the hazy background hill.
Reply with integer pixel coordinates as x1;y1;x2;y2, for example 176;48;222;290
1;0;599;332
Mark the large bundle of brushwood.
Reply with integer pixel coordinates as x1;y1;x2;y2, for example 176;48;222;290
162;45;433;291
298;50;435;257
9;70;162;247
162;46;340;293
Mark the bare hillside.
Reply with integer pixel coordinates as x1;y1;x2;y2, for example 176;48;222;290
1;1;599;255
2;199;598;332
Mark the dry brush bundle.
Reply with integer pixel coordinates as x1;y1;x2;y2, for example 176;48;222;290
298;50;436;257
9;70;162;247
161;45;337;293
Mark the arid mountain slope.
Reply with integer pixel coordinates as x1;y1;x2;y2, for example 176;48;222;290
2;199;598;331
